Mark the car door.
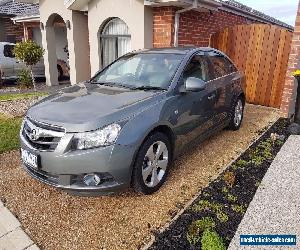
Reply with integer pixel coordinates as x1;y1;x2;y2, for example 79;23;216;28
207;51;237;125
173;52;217;149
1;44;15;79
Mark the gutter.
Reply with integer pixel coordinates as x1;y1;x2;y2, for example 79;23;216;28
173;0;221;47
11;14;40;23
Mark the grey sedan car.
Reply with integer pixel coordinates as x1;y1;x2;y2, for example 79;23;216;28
20;47;245;195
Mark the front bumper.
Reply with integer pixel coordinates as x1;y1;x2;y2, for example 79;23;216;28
20;135;137;196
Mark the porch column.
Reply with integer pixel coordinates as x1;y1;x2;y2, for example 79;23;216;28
42;26;58;86
67;11;91;85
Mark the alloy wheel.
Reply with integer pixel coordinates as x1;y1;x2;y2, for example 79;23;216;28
142;141;169;188
234;100;243;127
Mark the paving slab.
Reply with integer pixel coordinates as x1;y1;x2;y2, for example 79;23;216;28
0;206;20;237
0;228;33;250
229;135;300;250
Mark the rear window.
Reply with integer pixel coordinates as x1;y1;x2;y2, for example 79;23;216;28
3;45;15;58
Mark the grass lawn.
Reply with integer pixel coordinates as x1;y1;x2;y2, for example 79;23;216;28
0;114;22;153
0;92;47;102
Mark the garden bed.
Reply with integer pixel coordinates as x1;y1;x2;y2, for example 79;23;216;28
149;118;291;250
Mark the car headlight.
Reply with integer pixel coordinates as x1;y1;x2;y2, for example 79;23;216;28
73;123;121;150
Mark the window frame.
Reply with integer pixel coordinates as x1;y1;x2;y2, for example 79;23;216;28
100;18;131;68
207;51;238;80
178;52;213;87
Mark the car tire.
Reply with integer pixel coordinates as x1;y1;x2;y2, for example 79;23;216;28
132;132;171;195
228;97;244;131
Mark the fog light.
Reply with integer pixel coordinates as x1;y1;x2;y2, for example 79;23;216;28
83;174;101;186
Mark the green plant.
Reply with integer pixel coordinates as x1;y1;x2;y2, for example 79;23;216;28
203;192;211;197
236;159;248;169
227;193;238;202
275;139;284;146
187;217;216;246
251;155;265;166
201;229;226;250
222;187;229;194
0;92;47;102
0;115;22;153
192;200;228;223
13;40;44;90
248;140;273;166
17;69;33;89
255;181;261;187
231;204;246;214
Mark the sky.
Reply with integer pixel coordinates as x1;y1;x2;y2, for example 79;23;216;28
239;0;298;26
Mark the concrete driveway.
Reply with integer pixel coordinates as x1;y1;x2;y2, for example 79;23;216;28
0;104;280;250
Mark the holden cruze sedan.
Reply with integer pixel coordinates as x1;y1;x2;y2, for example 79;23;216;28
20;47;245;196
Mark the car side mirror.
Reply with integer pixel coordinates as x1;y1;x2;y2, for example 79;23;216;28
181;77;206;92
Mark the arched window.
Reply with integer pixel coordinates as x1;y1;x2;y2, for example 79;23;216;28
100;18;131;67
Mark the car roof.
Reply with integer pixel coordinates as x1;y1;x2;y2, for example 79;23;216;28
136;47;215;55
0;42;15;46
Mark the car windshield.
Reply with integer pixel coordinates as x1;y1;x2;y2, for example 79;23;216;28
91;53;184;90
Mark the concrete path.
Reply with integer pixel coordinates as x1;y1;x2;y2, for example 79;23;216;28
229;135;300;250
0;201;39;250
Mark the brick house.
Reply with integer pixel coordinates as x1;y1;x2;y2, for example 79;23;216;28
280;1;300;118
15;0;291;87
0;0;38;43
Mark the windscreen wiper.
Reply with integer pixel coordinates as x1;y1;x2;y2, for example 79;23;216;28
132;86;166;91
90;81;132;89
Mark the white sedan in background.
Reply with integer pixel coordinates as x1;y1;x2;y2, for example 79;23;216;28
0;42;69;81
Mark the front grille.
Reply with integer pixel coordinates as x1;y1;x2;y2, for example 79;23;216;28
22;118;65;152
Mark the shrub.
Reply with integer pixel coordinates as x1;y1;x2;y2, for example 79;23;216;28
201;229;226;250
187;217;216;246
17;69;33;89
227;193;238;203
192;200;228;223
231;204;246;214
13;40;44;90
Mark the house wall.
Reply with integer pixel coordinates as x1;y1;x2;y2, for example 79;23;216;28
32;26;68;64
280;1;300;118
88;0;153;75
153;7;250;47
0;17;23;43
38;0;90;85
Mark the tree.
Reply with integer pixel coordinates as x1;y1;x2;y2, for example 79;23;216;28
13;40;44;90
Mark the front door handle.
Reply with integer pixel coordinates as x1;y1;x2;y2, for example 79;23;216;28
208;94;216;100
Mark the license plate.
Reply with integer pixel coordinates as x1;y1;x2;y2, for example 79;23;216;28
21;149;38;169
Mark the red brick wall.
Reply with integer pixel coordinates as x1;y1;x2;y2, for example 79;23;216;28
153;7;251;48
153;7;177;47
280;2;300;117
1;17;24;43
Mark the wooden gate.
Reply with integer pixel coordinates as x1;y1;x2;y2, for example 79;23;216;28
209;24;292;108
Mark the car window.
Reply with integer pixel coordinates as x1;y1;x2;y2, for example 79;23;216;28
209;54;236;78
3;45;15;58
182;55;211;83
93;53;184;89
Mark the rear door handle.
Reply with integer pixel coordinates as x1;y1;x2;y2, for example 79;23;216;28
208;94;216;100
